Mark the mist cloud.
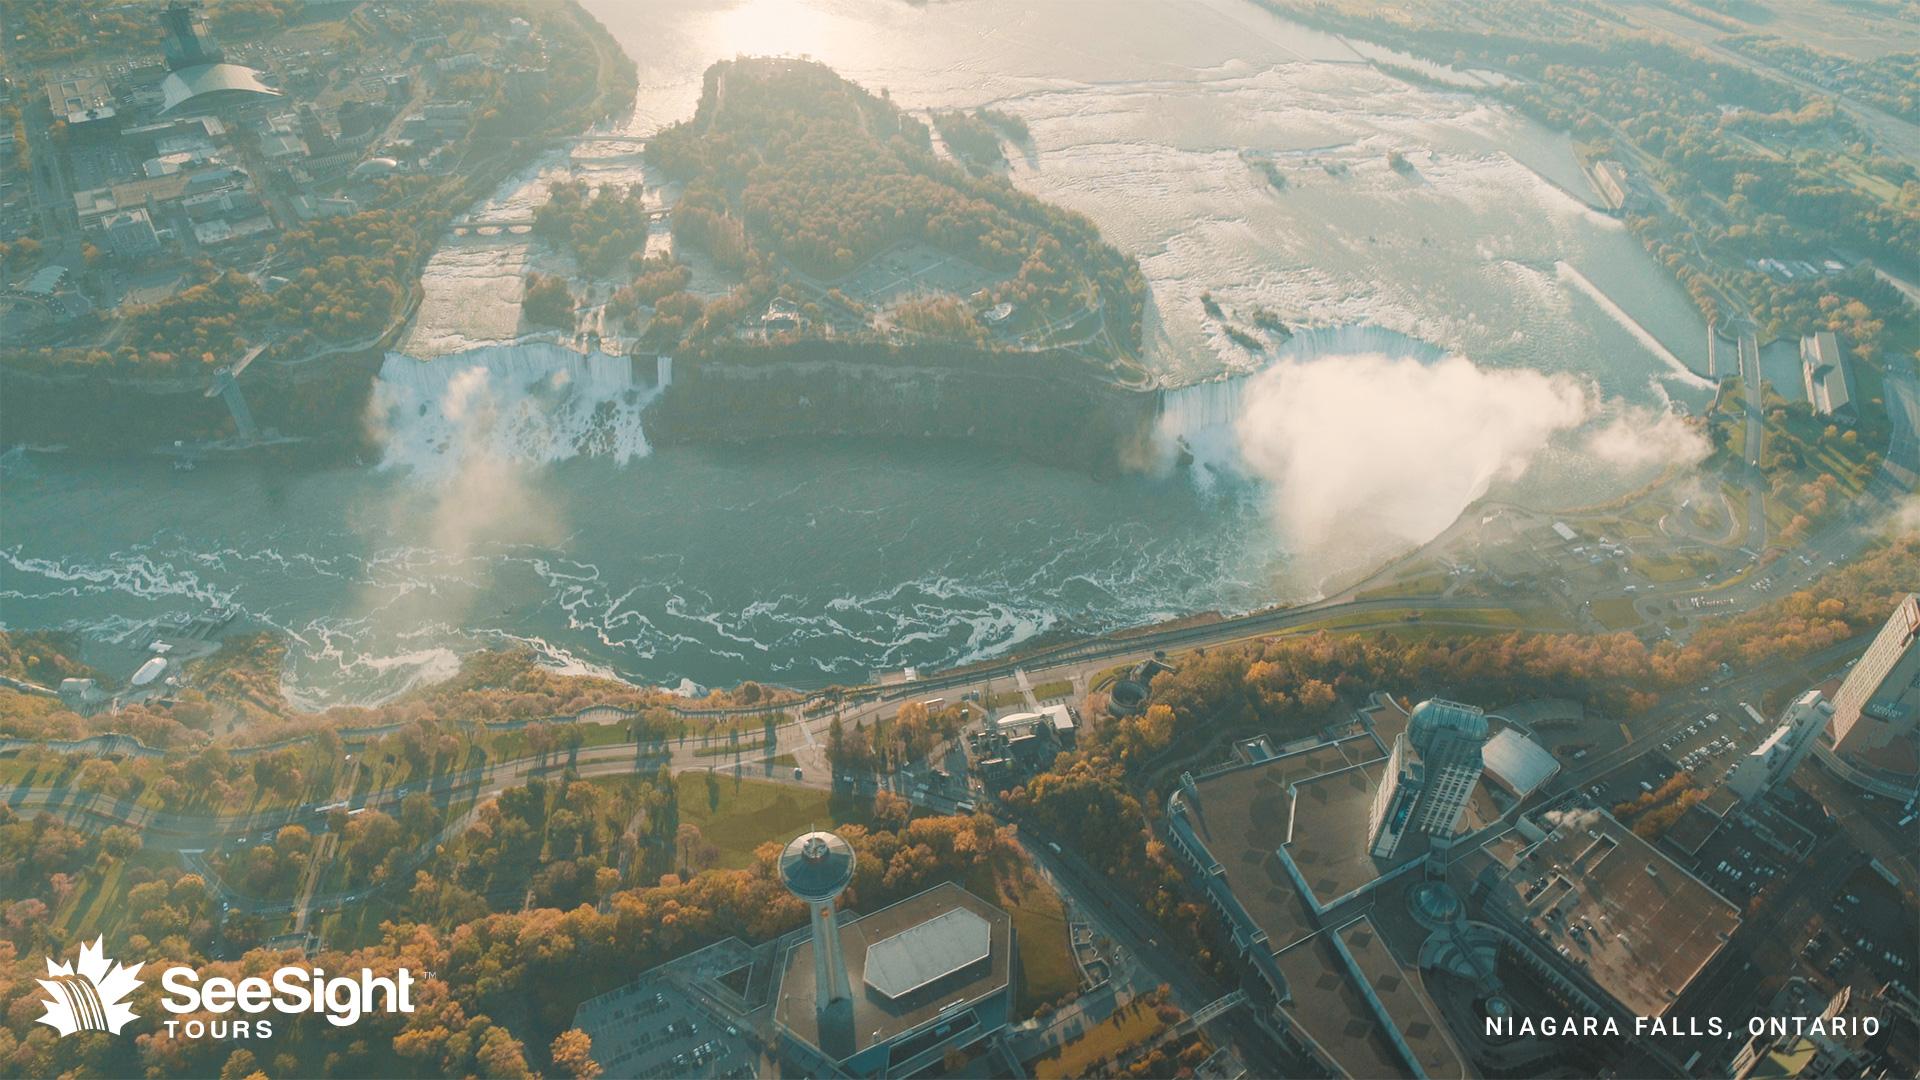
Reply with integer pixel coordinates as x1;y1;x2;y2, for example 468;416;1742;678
1219;349;1716;588
1233;351;1589;549
352;360;568;679
1582;405;1710;471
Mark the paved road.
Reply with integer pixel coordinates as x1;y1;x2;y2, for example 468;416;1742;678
1017;822;1305;1077
1545;635;1874;796
1738;329;1765;468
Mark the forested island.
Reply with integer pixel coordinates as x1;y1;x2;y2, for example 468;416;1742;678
636;58;1148;368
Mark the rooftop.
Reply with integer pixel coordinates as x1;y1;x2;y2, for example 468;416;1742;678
1481;727;1559;798
161;62;280;116
1270;917;1466;1079
996;703;1074;732
1171;735;1397;952
776;881;1011;1062
779;830;855;901
1662;802;1726;856
46;74;117;126
862;908;991;1000
1288;760;1413;908
569;938;767;1080
1483;809;1740;1017
1409;698;1490;743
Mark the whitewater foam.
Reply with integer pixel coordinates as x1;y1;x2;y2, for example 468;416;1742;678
1556;261;1714;391
370;343;661;478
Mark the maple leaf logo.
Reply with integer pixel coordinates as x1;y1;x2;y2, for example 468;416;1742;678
35;936;143;1037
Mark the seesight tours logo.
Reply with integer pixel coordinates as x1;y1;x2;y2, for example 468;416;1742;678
34;938;413;1041
35;937;144;1037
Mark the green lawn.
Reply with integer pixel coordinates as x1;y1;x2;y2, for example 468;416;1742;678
1288;606;1556;634
667;776;866;868
1591;597;1641;631
52;849;181;949
483;720;634;762
691;737;769;759
964;857;1078;1012
1356;570;1448;601
1628;548;1718;583
631;775;1080;1011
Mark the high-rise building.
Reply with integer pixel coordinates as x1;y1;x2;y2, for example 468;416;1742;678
1829;594;1920;753
161;0;224;71
1368;727;1418;858
1407;698;1489;834
157;0;280;117
1368;698;1489;858
1728;689;1828;801
779;830;855;1022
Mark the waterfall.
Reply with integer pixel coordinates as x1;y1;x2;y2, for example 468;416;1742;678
1154;324;1447;479
1156;376;1252;478
371;343;662;476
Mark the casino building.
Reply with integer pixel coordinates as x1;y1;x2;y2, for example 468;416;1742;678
158;0;281;117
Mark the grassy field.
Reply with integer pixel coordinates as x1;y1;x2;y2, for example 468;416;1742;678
1030;999;1167;1079
1721;482;1751;539
667;775;864;868
486;720;635;760
1355;569;1448;601
1166;605;1572;666
650;776;1079;1011
52;849;180;948
1629;548;1719;583
1590;597;1642;631
1290;606;1561;634
968;856;1078;1011
691;736;770;759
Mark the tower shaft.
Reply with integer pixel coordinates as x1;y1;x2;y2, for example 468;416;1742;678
811;901;853;1010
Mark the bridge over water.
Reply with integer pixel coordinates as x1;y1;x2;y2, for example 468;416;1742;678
452;204;673;231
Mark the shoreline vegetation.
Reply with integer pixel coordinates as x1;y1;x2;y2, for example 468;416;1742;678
5;533;1910;774
1;536;1910;1076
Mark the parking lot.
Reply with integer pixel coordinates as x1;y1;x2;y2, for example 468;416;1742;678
575;982;758;1079
1556;688;1765;803
1690;822;1791;904
1802;865;1919;1002
1655;703;1768;786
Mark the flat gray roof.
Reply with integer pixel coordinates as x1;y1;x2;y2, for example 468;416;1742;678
1174;739;1375;952
1482;727;1559;797
1485;810;1740;1016
777;881;1011;1060
863;908;991;1000
1337;918;1466;1078
1287;760;1407;906
1272;926;1427;1080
